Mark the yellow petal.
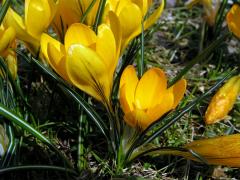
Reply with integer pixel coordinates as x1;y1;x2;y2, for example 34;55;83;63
52;0;82;39
124;111;138;128
96;24;116;76
120;65;139;113
131;0;149;16
108;11;122;58
226;4;240;38
25;0;51;39
3;8;39;48
135;109;151;129
0;27;15;53
134;67;167;110
146;90;174;126
170;79;187;109
47;43;68;81
5;49;17;79
119;4;142;39
66;44;109;101
184;134;240;167
205;75;240;124
64;23;97;53
144;0;165;30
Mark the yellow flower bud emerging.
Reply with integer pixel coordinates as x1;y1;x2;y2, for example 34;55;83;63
184;134;240;167
120;65;187;130
41;22;120;104
226;4;240;38
205;75;240;124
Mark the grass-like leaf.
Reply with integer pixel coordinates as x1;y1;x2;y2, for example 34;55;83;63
0;0;11;24
168;32;231;87
0;165;77;175
16;50;110;145
0;102;73;168
93;0;106;33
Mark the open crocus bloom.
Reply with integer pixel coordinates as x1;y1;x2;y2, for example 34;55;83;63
52;0;100;40
186;0;220;26
41;22;119;104
106;0;165;53
0;26;17;79
205;75;240;124
227;4;240;39
3;0;58;54
120;65;187;130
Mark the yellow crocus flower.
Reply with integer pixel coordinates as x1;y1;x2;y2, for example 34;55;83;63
0;26;17;79
119;65;187;130
226;4;240;38
184;134;240;167
41;22;120;104
3;0;58;54
186;0;220;26
205;75;240;124
52;0;100;40
106;0;165;53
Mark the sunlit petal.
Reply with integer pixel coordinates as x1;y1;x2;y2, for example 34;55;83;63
226;4;240;38
120;65;138;113
64;23;97;52
0;27;15;52
96;24;116;75
135;67;167;110
25;0;51;39
169;79;187;109
144;0;165;30
66;44;108;100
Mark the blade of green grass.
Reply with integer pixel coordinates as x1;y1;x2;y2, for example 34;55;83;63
16;50;110;145
0;165;78;175
81;0;98;23
0;0;11;24
93;0;106;33
168;32;231;87
0;102;73;168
